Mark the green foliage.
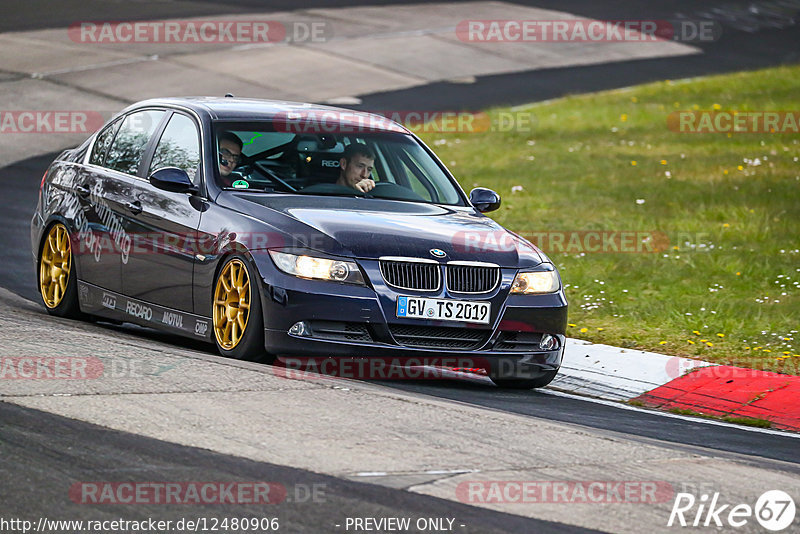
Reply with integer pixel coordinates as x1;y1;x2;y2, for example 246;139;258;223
420;65;800;372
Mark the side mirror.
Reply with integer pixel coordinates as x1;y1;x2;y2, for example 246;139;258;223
469;187;501;213
149;167;197;194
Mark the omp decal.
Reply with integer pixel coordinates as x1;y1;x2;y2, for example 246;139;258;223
101;292;116;309
162;311;184;328
125;301;152;321
194;319;209;337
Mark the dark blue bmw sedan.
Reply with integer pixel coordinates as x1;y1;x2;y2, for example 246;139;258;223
31;97;567;388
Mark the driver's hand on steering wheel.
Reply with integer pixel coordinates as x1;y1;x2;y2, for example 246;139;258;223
353;178;376;193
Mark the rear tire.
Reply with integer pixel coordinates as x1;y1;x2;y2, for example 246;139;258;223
490;369;558;389
38;222;81;318
212;255;267;361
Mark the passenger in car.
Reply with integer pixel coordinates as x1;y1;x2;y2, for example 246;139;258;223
336;143;376;193
218;131;243;186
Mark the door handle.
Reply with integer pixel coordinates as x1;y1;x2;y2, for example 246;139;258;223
125;200;143;215
75;184;90;198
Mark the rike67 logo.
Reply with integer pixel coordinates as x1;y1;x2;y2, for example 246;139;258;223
668;490;796;531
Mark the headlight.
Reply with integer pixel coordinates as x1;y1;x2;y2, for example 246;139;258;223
269;250;365;285
510;270;560;294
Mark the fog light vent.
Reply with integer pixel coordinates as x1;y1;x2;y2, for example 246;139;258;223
539;334;559;351
289;321;311;337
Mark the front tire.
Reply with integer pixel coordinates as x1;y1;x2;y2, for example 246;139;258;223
38;222;81;318
212;255;266;361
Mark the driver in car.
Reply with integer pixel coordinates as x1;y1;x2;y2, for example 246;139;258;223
336;143;376;193
218;131;243;186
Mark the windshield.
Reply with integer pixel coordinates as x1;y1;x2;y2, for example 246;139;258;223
212;123;465;206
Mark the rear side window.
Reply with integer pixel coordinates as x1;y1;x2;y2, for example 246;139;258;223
89;119;120;166
148;113;201;182
105;110;165;175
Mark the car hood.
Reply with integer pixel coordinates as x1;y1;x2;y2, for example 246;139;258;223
226;194;544;268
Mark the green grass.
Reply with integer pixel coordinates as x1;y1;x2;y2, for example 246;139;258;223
665;408;772;428
418;65;800;374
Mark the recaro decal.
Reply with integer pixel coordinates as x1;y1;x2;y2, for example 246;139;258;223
125;300;153;321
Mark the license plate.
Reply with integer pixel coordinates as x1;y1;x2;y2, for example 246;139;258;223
396;296;491;324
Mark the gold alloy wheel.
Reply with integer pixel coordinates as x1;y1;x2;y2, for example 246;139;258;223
39;223;72;309
213;258;251;350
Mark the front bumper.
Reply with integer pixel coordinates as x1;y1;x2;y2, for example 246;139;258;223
258;263;568;379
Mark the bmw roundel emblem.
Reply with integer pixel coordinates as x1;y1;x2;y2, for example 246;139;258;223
429;248;447;258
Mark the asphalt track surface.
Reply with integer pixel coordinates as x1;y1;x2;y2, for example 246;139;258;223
0;402;597;534
2;0;800;530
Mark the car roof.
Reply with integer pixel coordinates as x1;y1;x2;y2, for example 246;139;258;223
122;97;410;134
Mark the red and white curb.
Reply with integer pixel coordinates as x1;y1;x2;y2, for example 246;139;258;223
552;339;713;401
555;339;800;432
